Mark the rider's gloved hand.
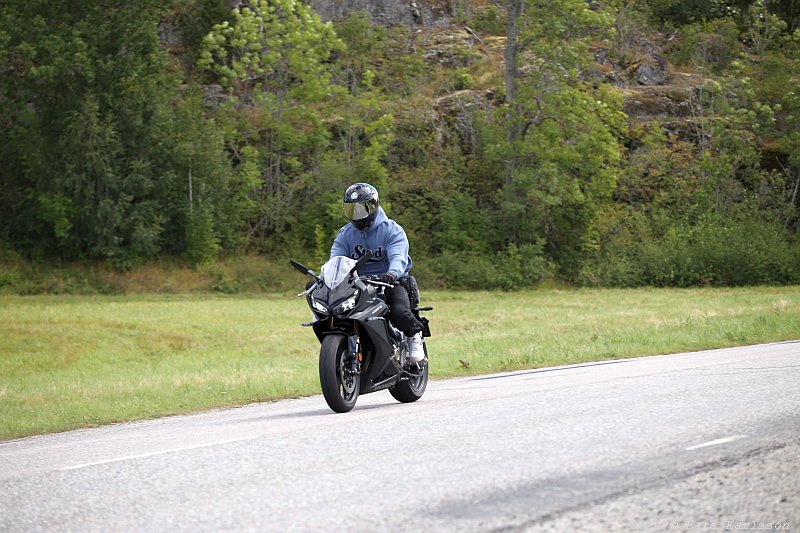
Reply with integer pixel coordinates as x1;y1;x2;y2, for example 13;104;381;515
380;272;397;285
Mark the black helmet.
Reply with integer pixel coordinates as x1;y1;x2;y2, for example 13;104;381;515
343;183;380;230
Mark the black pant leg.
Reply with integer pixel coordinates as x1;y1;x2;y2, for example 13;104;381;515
387;284;423;336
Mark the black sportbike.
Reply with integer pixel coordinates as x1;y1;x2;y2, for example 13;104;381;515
290;253;432;413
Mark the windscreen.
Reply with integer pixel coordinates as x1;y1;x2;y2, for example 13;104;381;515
321;256;358;288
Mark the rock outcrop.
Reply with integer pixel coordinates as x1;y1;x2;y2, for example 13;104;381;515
635;54;668;86
220;1;449;26
307;0;451;26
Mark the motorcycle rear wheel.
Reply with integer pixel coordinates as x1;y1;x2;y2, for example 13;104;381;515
389;345;428;403
320;334;359;413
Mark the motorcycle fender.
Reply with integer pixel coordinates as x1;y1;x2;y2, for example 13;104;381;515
312;321;350;343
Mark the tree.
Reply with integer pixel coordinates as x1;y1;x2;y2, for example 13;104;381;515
166;86;251;262
648;0;731;26
765;0;800;31
173;0;233;70
0;1;252;262
744;27;800;229
0;1;177;260
284;12;401;258
328;13;394;195
199;0;343;243
496;0;623;274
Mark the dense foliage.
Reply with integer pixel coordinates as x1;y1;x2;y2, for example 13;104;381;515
1;0;798;288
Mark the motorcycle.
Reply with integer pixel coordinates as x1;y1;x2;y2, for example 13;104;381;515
290;253;432;413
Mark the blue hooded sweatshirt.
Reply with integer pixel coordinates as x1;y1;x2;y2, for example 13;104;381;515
330;207;412;278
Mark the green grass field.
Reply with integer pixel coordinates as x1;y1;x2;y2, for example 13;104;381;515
2;287;799;440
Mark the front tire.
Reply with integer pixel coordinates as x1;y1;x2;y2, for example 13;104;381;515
389;344;428;403
320;334;359;413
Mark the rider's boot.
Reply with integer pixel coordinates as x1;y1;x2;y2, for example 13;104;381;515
406;332;425;364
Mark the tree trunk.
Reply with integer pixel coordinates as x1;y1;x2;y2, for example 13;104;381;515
188;163;193;213
504;0;525;186
504;0;522;108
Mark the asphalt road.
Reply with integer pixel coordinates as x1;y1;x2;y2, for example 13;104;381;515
1;341;799;532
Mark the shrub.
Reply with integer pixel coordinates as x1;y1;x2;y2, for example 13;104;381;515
423;243;551;290
667;17;741;72
578;250;646;288
185;207;221;267
0;270;22;291
452;68;474;91
471;5;504;35
216;256;308;293
639;215;800;286
650;0;729;28
580;210;800;287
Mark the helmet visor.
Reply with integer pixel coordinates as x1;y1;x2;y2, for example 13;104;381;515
343;201;374;221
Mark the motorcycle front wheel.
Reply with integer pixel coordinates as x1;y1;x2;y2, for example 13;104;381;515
319;334;359;413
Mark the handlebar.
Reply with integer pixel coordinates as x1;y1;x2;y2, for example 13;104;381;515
359;276;396;288
297;275;394;297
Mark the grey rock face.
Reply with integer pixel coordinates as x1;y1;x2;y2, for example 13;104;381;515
307;0;451;26
158;22;182;48
636;54;668;86
218;1;449;27
202;84;230;109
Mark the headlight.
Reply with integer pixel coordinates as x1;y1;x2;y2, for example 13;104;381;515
311;298;328;315
335;293;359;314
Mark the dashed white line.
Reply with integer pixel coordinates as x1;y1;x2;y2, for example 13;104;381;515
60;435;260;471
685;435;748;451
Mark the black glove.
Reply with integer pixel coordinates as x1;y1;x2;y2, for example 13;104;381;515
380;272;397;285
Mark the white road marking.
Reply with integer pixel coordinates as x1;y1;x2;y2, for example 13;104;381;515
685;435;748;451
60;435;260;471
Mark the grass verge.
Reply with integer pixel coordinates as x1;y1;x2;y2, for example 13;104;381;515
1;287;799;440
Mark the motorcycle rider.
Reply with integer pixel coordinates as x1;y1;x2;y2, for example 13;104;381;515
332;183;425;363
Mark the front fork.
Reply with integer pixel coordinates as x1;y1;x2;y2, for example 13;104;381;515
346;333;361;376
